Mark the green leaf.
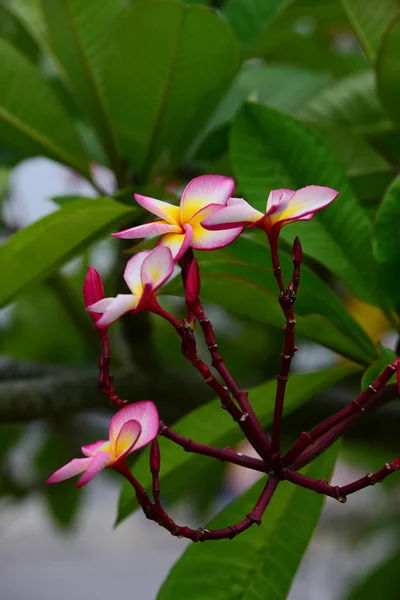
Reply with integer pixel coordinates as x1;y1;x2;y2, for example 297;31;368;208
361;344;396;390
377;17;400;127
157;445;338;600
341;0;400;62
0;198;134;308
346;549;400;600
0;39;90;175
0;4;41;62
230;102;386;309
117;364;358;524
372;176;400;305
223;0;293;51
40;0;127;169
103;0;240;178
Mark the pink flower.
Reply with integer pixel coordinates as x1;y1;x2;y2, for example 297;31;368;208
46;401;159;487
83;267;107;328
202;186;339;244
112;175;244;260
86;246;178;327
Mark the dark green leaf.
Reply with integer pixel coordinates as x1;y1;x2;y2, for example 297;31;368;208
0;4;41;62
223;0;293;50
0;39;89;175
117;364;358;524
103;0;240;178
157;445;338;600
230;102;386;309
346;549;400;600
376;17;400;127
341;0;400;62
0;198;134;307
40;0;127;168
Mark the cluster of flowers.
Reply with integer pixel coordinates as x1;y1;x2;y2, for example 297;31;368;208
48;175;337;487
47;175;400;542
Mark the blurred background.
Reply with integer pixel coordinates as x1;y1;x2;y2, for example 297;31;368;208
1;0;400;598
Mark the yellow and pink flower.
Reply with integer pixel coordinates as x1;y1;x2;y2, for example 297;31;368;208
47;401;159;487
112;175;244;260
86;246;178;327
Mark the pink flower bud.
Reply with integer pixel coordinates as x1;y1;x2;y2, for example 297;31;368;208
185;258;201;306
83;267;106;327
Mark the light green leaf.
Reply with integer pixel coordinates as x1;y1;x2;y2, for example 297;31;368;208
0;4;40;62
0;39;90;175
230;102;386;309
376;17;400;127
40;0;127;170
361;344;396;390
0;198;134;307
341;0;400;62
103;0;240;178
157;445;338;600
117;364;358;524
346;549;400;600
223;0;293;51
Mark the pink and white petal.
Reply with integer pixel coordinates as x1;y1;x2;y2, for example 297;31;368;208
201;200;263;231
109;400;159;451
276;185;339;222
134;281;154;312
76;451;113;487
96;294;137;327
112;220;179;240
141;246;174;290
191;223;244;250
114;419;142;458
124;250;151;294
158;223;193;260
81;440;110;457
134;194;181;225
87;297;114;314
46;458;91;484
180;175;235;223
266;188;295;213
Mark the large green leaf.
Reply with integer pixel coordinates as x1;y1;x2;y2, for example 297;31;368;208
346;549;400;600
223;0;293;51
0;198;134;307
117;364;358;524
157;445;338;600
40;0;127;170
103;0;240;178
0;4;41;62
376;17;400;127
341;0;400;62
372;176;400;305
0;39;89;175
230;102;386;309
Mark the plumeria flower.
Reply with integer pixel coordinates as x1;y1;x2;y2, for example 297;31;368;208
47;401;159;488
112;175;244;260
202;186;339;246
83;266;107;329
86;246;178;327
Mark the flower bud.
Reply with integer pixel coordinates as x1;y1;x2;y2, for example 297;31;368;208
83;267;106;328
185;258;201;306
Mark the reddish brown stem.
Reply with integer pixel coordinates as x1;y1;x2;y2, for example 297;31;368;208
97;332;127;409
283;360;399;467
159;421;268;473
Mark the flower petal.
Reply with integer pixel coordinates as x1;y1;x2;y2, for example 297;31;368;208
180;175;235;223
191;220;243;250
76;451;113;487
96;294;138;327
271;185;339;223
134;194;181;225
266;188;295;214
112;221;180;240
114;419;142;458
201;198;263;230
81;440;110;457
158;223;193;260
46;458;91;484
87;298;114;313
124;250;151;295
141;246;174;290
109;400;159;452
